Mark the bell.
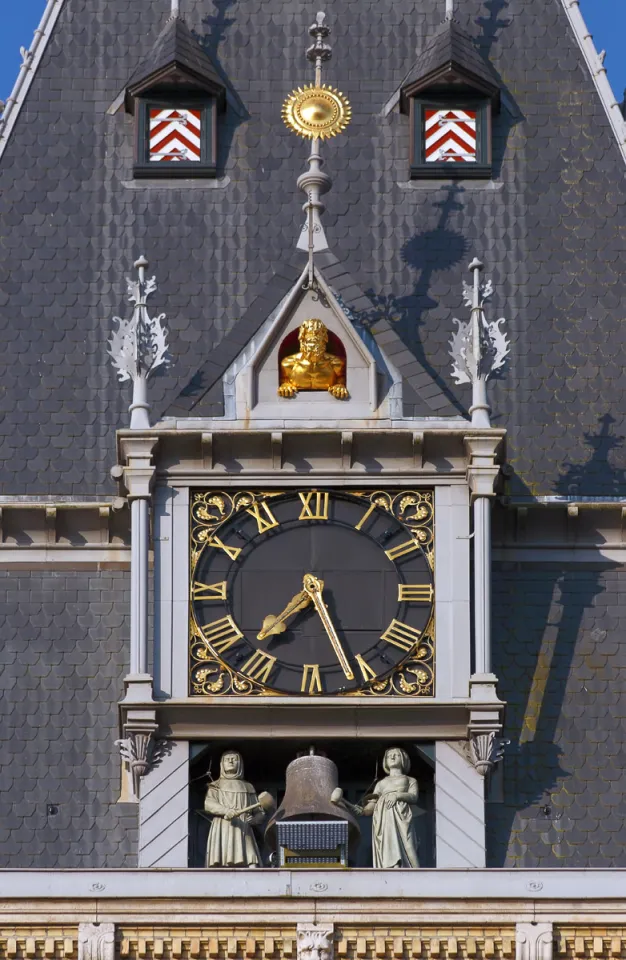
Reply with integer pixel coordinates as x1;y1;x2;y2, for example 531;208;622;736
265;754;360;851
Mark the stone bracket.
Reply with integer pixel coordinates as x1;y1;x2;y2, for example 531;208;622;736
117;435;159;500
515;923;553;960
116;705;161;801
464;434;504;499
78;924;115;960
466;672;505;778
297;925;334;960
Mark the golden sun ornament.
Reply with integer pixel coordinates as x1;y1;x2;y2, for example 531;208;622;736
282;84;351;140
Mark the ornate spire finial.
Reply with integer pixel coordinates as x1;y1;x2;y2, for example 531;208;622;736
445;0;454;20
449;258;510;427
109;256;170;430
282;12;351;273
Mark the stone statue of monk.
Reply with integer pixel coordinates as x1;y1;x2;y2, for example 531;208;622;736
278;318;349;399
204;750;263;867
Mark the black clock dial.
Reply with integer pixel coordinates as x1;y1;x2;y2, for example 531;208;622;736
191;490;434;696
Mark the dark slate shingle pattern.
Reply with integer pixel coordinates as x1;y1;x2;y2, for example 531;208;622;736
489;564;626;867
0;570;137;867
0;0;625;495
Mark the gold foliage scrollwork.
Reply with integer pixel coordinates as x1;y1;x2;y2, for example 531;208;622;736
190;618;262;697
190;490;277;576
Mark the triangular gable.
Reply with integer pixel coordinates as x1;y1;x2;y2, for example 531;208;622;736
163;252;463;422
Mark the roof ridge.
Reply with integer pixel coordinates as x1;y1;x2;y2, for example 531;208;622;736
558;0;626;166
0;0;65;163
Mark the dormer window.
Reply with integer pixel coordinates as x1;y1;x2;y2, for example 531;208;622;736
124;14;225;180
400;18;500;180
135;99;216;177
411;97;491;178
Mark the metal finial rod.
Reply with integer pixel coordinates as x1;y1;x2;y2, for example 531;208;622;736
171;0;180;18
307;10;332;85
445;0;454;20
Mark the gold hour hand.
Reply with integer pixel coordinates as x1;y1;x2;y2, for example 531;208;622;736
257;589;310;641
303;574;355;681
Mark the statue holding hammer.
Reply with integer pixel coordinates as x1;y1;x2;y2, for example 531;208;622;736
204;750;274;868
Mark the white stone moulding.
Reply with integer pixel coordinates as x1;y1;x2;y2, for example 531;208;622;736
0;868;625;902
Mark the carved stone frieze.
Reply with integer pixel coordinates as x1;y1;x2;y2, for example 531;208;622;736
516;924;553;960
78;925;115;960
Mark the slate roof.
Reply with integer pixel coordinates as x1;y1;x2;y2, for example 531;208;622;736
400;16;501;107
0;569;137;867
0;0;625;495
489;563;626;867
126;14;226;104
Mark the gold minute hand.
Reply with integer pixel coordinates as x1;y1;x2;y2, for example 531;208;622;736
257;589;311;641
303;574;355;681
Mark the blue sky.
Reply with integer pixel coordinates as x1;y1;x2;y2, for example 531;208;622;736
0;1;625;105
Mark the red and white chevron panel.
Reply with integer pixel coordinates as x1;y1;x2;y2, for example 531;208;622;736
149;108;202;163
425;108;477;163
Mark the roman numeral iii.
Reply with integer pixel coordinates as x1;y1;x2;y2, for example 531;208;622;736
398;584;433;603
380;619;421;652
298;491;329;521
202;615;244;653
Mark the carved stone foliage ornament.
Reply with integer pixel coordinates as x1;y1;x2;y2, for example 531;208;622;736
189;488;435;698
468;731;505;778
78;924;115;960
108;256;170;429
278;319;348;399
297;925;334;960
449;258;509;428
115;730;168;797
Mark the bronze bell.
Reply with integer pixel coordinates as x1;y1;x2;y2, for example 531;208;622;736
265;754;361;851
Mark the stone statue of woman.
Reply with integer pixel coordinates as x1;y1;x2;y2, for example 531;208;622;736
204;750;264;867
360;746;420;868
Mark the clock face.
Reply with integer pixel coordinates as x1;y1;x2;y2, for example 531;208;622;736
190;490;434;697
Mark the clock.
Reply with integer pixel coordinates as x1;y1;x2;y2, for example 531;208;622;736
189;489;434;697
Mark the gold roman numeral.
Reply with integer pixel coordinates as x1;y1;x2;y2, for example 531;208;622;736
208;535;242;562
241;649;277;684
298;491;329;521
202;615;244;653
398;584;434;603
355;654;378;682
192;580;227;601
385;539;419;562
380;619;421;652
245;501;279;535
354;501;377;532
301;663;322;694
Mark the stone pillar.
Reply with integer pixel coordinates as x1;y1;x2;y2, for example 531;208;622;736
119;434;158;703
516;923;553;960
473;495;491;674
465;435;504;777
116;435;160;801
435;741;486;867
